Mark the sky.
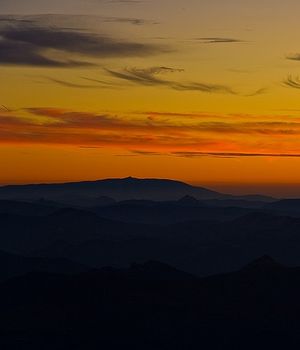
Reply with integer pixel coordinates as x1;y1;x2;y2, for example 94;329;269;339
2;0;300;195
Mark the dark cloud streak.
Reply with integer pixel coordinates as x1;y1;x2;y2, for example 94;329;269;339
0;20;163;67
173;151;300;158
283;75;300;89
286;53;300;61
0;38;92;67
106;66;236;94
196;37;245;44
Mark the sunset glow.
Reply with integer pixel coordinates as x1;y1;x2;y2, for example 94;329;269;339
2;1;300;193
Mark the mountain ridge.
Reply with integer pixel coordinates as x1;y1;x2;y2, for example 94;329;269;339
0;176;275;203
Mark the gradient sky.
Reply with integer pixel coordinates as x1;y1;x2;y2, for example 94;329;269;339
2;0;300;195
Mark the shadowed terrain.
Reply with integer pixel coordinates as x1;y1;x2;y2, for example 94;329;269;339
1;257;300;348
0;178;300;348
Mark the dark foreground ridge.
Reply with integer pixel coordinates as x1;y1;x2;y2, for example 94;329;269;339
1;257;300;349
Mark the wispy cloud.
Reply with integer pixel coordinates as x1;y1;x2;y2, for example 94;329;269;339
195;37;245;44
40;76;121;89
0;36;92;67
243;87;268;97
1;108;300;158
107;0;144;3
106;66;183;85
172;151;300;158
102;16;158;25
0;17;164;67
130;150;300;158
44;78;104;89
0;105;10;112
286;53;300;61
283;75;300;89
106;66;236;94
131;150;164;156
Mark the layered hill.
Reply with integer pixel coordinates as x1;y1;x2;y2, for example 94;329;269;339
0;177;274;204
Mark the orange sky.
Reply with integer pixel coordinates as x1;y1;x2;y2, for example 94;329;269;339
2;1;300;195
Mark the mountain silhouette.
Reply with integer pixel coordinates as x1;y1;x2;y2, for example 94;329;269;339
1;256;300;349
0;250;88;280
241;254;283;272
264;199;300;216
91;199;251;224
3;205;300;276
0;199;58;216
98;260;196;280
177;195;201;206
0;177;275;203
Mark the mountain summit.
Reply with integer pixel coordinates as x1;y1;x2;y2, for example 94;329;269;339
242;255;283;272
0;177;274;204
0;177;221;202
